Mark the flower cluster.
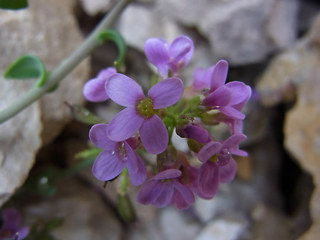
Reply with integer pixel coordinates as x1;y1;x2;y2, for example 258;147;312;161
84;35;251;209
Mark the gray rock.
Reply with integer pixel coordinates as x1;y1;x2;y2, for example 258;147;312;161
23;179;122;240
0;0;89;206
250;203;293;240
79;0;113;16
160;208;201;240
284;14;320;240
155;0;298;65
195;218;247;240
117;4;184;51
198;0;298;65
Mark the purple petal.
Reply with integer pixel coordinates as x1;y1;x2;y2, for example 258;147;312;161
151;182;174;208
181;124;210;143
148;77;184;109
226;81;252;106
107;108;144;142
219;158;237;183
144;38;170;76
92;150;125;181
106;73;144;107
171;191;192;210
125;142;147;186
137;180;161;205
169;36;194;68
197;141;222;163
225;119;244;134
223;133;247;149
83;77;109;102
198;162;219;198
172;181;195;205
140;114;168;154
192;66;214;91
220;106;245;120
2;208;21;229
152;169;182;180
230;149;248;157
210;60;228;91
89;124;116;150
17;227;29;240
97;67;117;79
124;142;138;173
83;67;116;102
203;86;231;107
171;191;188;209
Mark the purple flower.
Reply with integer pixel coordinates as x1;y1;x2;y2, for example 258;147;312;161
196;133;248;197
192;65;215;91
89;123;147;186
144;36;194;77
177;123;211;144
83;67;117;102
200;60;251;120
137;169;194;209
105;73;184;154
0;209;29;240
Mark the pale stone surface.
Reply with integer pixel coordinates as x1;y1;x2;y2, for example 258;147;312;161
250;203;293;240
256;45;303;107
262;13;320;240
160;208;201;240
285;56;320;240
117;4;183;51
0;87;42;204
155;0;298;65
23;179;122;240
79;0;113;16
195;218;247;240
0;0;89;205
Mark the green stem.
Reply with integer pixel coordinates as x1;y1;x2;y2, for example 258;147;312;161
0;0;133;124
118;168;129;196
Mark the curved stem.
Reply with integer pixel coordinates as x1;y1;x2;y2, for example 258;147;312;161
0;0;132;124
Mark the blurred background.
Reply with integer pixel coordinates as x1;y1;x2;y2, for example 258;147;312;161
1;0;320;239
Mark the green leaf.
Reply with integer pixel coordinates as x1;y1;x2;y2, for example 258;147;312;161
4;55;47;87
65;103;105;125
97;30;127;70
0;0;28;9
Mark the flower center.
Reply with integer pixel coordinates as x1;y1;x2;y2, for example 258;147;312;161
115;142;127;161
209;154;219;163
136;98;154;118
217;148;230;166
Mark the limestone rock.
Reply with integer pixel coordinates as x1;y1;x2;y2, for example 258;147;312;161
0;87;42;205
281;14;320;240
257;12;320;107
79;0;113;16
156;0;298;65
23;179;122;240
195;218;247;240
160;208;200;240
0;0;89;205
284;53;320;240
117;4;183;51
256;44;304;107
